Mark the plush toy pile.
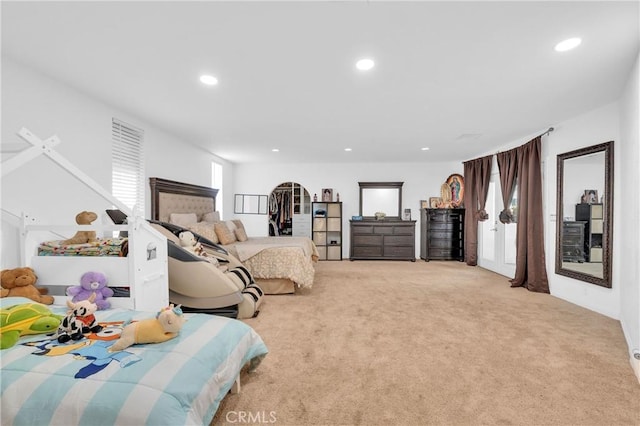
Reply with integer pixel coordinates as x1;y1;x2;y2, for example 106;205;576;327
110;304;185;351
0;267;54;305
66;271;113;310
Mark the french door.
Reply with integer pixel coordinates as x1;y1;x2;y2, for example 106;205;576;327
478;172;517;278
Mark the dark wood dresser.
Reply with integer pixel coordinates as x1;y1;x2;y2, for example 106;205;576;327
349;220;416;261
562;220;587;262
420;208;465;261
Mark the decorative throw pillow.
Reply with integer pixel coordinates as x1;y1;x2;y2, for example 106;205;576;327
231;219;248;241
169;213;198;228
187;222;219;244
235;227;248;242
215;222;237;245
224;220;237;232
203;211;221;223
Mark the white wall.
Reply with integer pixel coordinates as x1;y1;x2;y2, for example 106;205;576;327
542;103;621;318
1;57;233;268
619;51;640;375
231;161;462;258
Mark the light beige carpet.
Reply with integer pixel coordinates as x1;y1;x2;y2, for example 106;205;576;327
214;260;640;425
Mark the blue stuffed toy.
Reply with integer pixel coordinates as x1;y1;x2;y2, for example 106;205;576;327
66;271;113;310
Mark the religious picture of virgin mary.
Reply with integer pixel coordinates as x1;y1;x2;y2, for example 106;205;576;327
446;174;464;207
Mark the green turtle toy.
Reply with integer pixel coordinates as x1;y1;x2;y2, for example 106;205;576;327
1;303;63;349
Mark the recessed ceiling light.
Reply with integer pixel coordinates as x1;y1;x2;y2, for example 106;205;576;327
344;148;352;152
554;37;582;52
421;147;430;151
199;75;218;85
271;148;279;152
356;58;375;71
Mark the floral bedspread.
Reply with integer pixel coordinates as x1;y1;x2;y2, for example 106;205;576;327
232;245;317;289
38;238;128;257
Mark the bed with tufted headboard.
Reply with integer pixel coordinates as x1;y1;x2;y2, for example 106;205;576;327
149;177;317;294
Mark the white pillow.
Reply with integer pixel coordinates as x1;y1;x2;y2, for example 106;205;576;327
203;211;221;223
169;213;198;228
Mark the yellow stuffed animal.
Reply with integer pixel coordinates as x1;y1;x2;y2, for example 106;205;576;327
109;304;185;352
63;211;98;245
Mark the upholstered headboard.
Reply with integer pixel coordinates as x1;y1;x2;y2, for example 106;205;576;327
149;177;219;223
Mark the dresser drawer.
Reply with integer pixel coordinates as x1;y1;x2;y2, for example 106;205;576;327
563;226;584;236
385;235;414;246
353;235;382;246
372;225;393;235
351;225;374;234
428;212;463;222
563;236;582;245
428;248;463;259
429;238;462;249
392;226;414;235
384;246;414;258
352;246;383;257
429;230;461;240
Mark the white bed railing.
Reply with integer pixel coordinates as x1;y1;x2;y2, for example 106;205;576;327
3;128;168;312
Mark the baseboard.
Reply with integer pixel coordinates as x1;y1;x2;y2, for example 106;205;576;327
631;355;640;385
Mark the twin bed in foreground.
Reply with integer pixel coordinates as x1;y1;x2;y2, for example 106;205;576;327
1;297;268;425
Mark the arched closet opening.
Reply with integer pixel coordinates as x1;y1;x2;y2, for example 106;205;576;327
268;182;311;237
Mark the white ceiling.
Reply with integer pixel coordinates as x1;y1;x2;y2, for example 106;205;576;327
2;1;638;164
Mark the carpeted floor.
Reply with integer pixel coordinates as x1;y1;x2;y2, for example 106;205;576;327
213;260;640;425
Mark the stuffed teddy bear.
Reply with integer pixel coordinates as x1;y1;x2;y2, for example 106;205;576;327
56;293;102;343
178;231;204;254
0;267;54;305
109;304;185;352
63;211;98;245
66;271;113;310
178;231;219;265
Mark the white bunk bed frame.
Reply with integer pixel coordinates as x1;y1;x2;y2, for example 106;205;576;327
2;128;168;312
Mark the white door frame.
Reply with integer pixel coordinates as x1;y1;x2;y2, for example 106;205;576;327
478;168;517;278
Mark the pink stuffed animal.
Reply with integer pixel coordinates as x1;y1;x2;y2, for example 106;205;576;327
66;271;113;310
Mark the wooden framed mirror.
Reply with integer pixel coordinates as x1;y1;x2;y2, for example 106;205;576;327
359;182;403;219
555;141;613;288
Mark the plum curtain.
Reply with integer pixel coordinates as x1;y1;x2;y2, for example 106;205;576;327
496;149;518;224
501;136;549;293
463;154;493;266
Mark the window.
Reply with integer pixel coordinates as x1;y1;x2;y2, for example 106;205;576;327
112;119;144;215
212;161;223;217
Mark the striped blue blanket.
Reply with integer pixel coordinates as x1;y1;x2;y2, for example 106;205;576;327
1;299;268;426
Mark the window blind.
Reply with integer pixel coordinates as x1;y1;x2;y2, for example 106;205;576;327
112;118;144;215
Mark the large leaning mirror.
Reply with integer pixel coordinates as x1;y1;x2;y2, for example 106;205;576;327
359;182;403;219
555;141;613;288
